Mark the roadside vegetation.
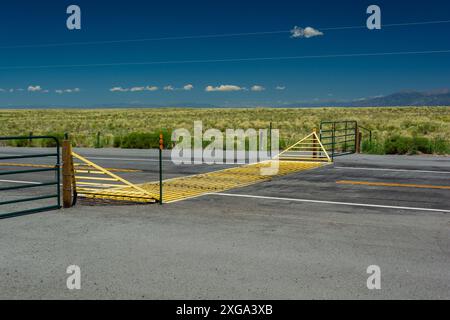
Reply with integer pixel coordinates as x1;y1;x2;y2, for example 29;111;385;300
0;106;449;155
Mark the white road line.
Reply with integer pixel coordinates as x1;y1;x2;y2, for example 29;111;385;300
209;193;450;213
334;166;450;174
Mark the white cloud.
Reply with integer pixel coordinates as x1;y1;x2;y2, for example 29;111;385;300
28;85;43;92
111;85;159;92
130;87;145;92
110;87;129;92
56;88;81;94
205;85;244;92
290;26;323;38
164;84;194;91
276;86;286;90
251;85;265;92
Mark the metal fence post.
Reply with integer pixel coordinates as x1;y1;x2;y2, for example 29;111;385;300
159;132;164;205
269;122;272;158
96;132;101;149
56;137;61;209
331;122;336;161
355;126;361;154
344;122;348;152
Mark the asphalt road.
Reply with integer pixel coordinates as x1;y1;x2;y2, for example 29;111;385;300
0;148;449;299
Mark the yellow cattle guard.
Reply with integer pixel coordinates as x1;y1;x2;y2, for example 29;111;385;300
72;152;157;203
129;160;328;203
72;131;332;204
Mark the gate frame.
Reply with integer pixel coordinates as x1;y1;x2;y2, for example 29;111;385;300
319;121;358;160
0;136;61;219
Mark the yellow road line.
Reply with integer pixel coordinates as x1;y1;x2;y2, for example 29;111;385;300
0;162;142;173
336;180;450;190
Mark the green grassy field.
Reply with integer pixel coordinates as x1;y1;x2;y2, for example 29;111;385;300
0;106;449;154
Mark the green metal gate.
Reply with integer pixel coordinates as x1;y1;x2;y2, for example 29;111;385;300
0;136;61;219
320;121;357;160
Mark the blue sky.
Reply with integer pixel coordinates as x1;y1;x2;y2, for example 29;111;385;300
0;0;449;107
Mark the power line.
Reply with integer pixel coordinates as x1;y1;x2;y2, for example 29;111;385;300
320;19;450;30
1;49;450;70
0;19;449;49
0;31;288;49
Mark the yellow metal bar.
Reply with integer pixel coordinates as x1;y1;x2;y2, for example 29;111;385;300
75;176;118;181
274;132;315;158
75;165;142;173
72;151;159;200
273;131;331;162
75;169;107;174
312;131;332;162
0;162;141;173
76;181;126;188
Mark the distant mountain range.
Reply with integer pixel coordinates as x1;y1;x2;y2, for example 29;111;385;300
344;89;450;107
279;89;450;108
1;89;450;109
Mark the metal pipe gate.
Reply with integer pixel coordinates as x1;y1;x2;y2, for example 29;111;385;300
319;121;358;160
0;136;61;219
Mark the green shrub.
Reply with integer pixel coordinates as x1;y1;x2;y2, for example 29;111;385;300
12;138;31;147
115;130;172;149
113;135;122;148
411;136;432;154
119;132;159;149
432;137;450;154
41;133;65;148
363;135;449;155
384;136;408;154
362;139;384;154
384;135;435;155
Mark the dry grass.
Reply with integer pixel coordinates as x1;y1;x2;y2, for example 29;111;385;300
0;106;449;152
